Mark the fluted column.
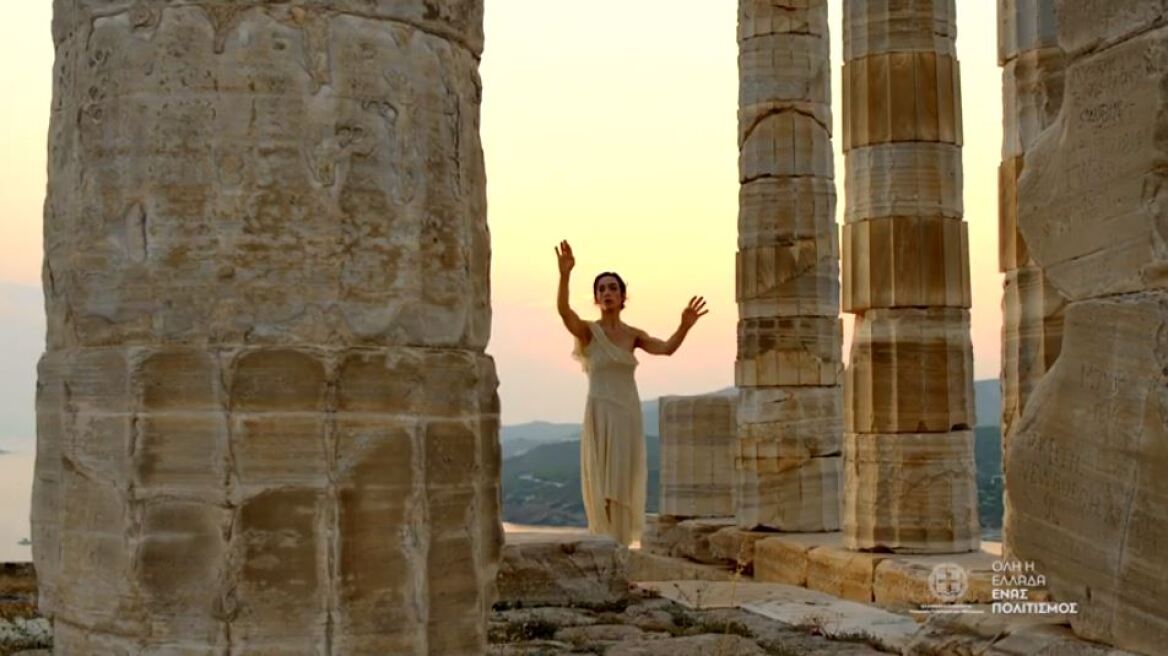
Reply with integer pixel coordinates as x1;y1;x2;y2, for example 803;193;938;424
841;0;979;553
735;0;843;532
35;2;500;653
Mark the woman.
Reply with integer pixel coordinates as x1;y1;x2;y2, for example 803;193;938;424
554;239;708;546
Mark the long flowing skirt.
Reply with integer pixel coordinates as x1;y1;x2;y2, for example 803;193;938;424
580;396;646;546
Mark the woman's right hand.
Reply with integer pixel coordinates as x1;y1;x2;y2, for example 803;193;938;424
555;240;575;276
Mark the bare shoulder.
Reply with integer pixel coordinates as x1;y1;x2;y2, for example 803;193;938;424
623;323;648;338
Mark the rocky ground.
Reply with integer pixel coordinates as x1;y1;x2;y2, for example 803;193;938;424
489;587;891;655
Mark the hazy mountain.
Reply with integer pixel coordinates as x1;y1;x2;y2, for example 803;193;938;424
974;379;1001;427
501;386;738;458
500;383;1006;532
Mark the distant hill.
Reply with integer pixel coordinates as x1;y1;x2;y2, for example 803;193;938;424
500;382;1005;533
502;426;1004;533
974;379;1001;427
501;435;660;526
501;387;738;458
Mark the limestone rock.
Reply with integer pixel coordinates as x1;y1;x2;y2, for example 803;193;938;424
496;534;630;608
1005;293;1168;654
1018;25;1168;300
707;527;776;574
607;634;767;656
842;216;970;312
735;455;841;531
846;309;975;433
658;396;736;518
806;546;889;603
753;536;815;587
642;517;736;565
842;52;962;149
736;316;843;387
627;550;736;582
843;432;980;553
844;143;963;222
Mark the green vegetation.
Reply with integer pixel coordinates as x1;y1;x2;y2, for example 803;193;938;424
502;384;1006;534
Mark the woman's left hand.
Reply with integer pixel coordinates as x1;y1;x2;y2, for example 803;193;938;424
681;296;708;329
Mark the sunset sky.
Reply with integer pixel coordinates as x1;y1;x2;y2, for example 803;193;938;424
0;2;1002;436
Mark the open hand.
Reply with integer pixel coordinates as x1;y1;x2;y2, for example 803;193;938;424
555;240;575;276
681;296;708;329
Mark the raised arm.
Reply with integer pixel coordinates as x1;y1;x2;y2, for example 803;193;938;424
555;240;591;344
634;296;708;356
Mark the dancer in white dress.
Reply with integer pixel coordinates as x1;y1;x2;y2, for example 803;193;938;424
554;240;708;546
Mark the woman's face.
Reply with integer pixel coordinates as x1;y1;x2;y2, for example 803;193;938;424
595;276;623;310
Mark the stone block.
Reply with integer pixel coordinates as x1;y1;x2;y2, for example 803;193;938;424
998;0;1059;63
845;308;974;434
844;143;963;222
735;456;841;531
1056;0;1168;58
642;517;736;565
1001;265;1066;440
496;534;629;607
737;387;843;460
658;395;736;518
873;559;996;608
736;238;839;318
1001;48;1066;160
842;0;957;60
806;546;888;603
738;178;835;250
1018;26;1168;300
842;216;970;312
843;52;961;149
735;317;842;387
752;536;816;586
707;527;776;574
627;550;736;583
739;0;829;42
1005;292;1168;654
740;111;833;181
843;432;980;554
739;32;829;108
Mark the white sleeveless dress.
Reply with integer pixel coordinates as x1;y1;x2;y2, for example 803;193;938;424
572;321;647;546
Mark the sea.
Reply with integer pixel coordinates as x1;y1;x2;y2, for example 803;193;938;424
0;437;34;562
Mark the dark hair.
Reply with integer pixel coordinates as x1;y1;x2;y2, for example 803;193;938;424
593;272;627;309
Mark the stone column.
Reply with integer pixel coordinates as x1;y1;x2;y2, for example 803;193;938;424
34;2;500;653
658;394;736;518
734;0;843;532
1005;1;1168;652
841;0;979;553
997;0;1067;558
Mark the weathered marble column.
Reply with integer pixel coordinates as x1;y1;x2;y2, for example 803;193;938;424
841;0;979;553
34;2;500;653
1006;1;1168;651
997;0;1067;559
658;394;736;518
735;0;843;532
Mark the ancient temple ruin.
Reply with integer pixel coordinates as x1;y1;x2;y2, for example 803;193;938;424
29;0;1168;654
